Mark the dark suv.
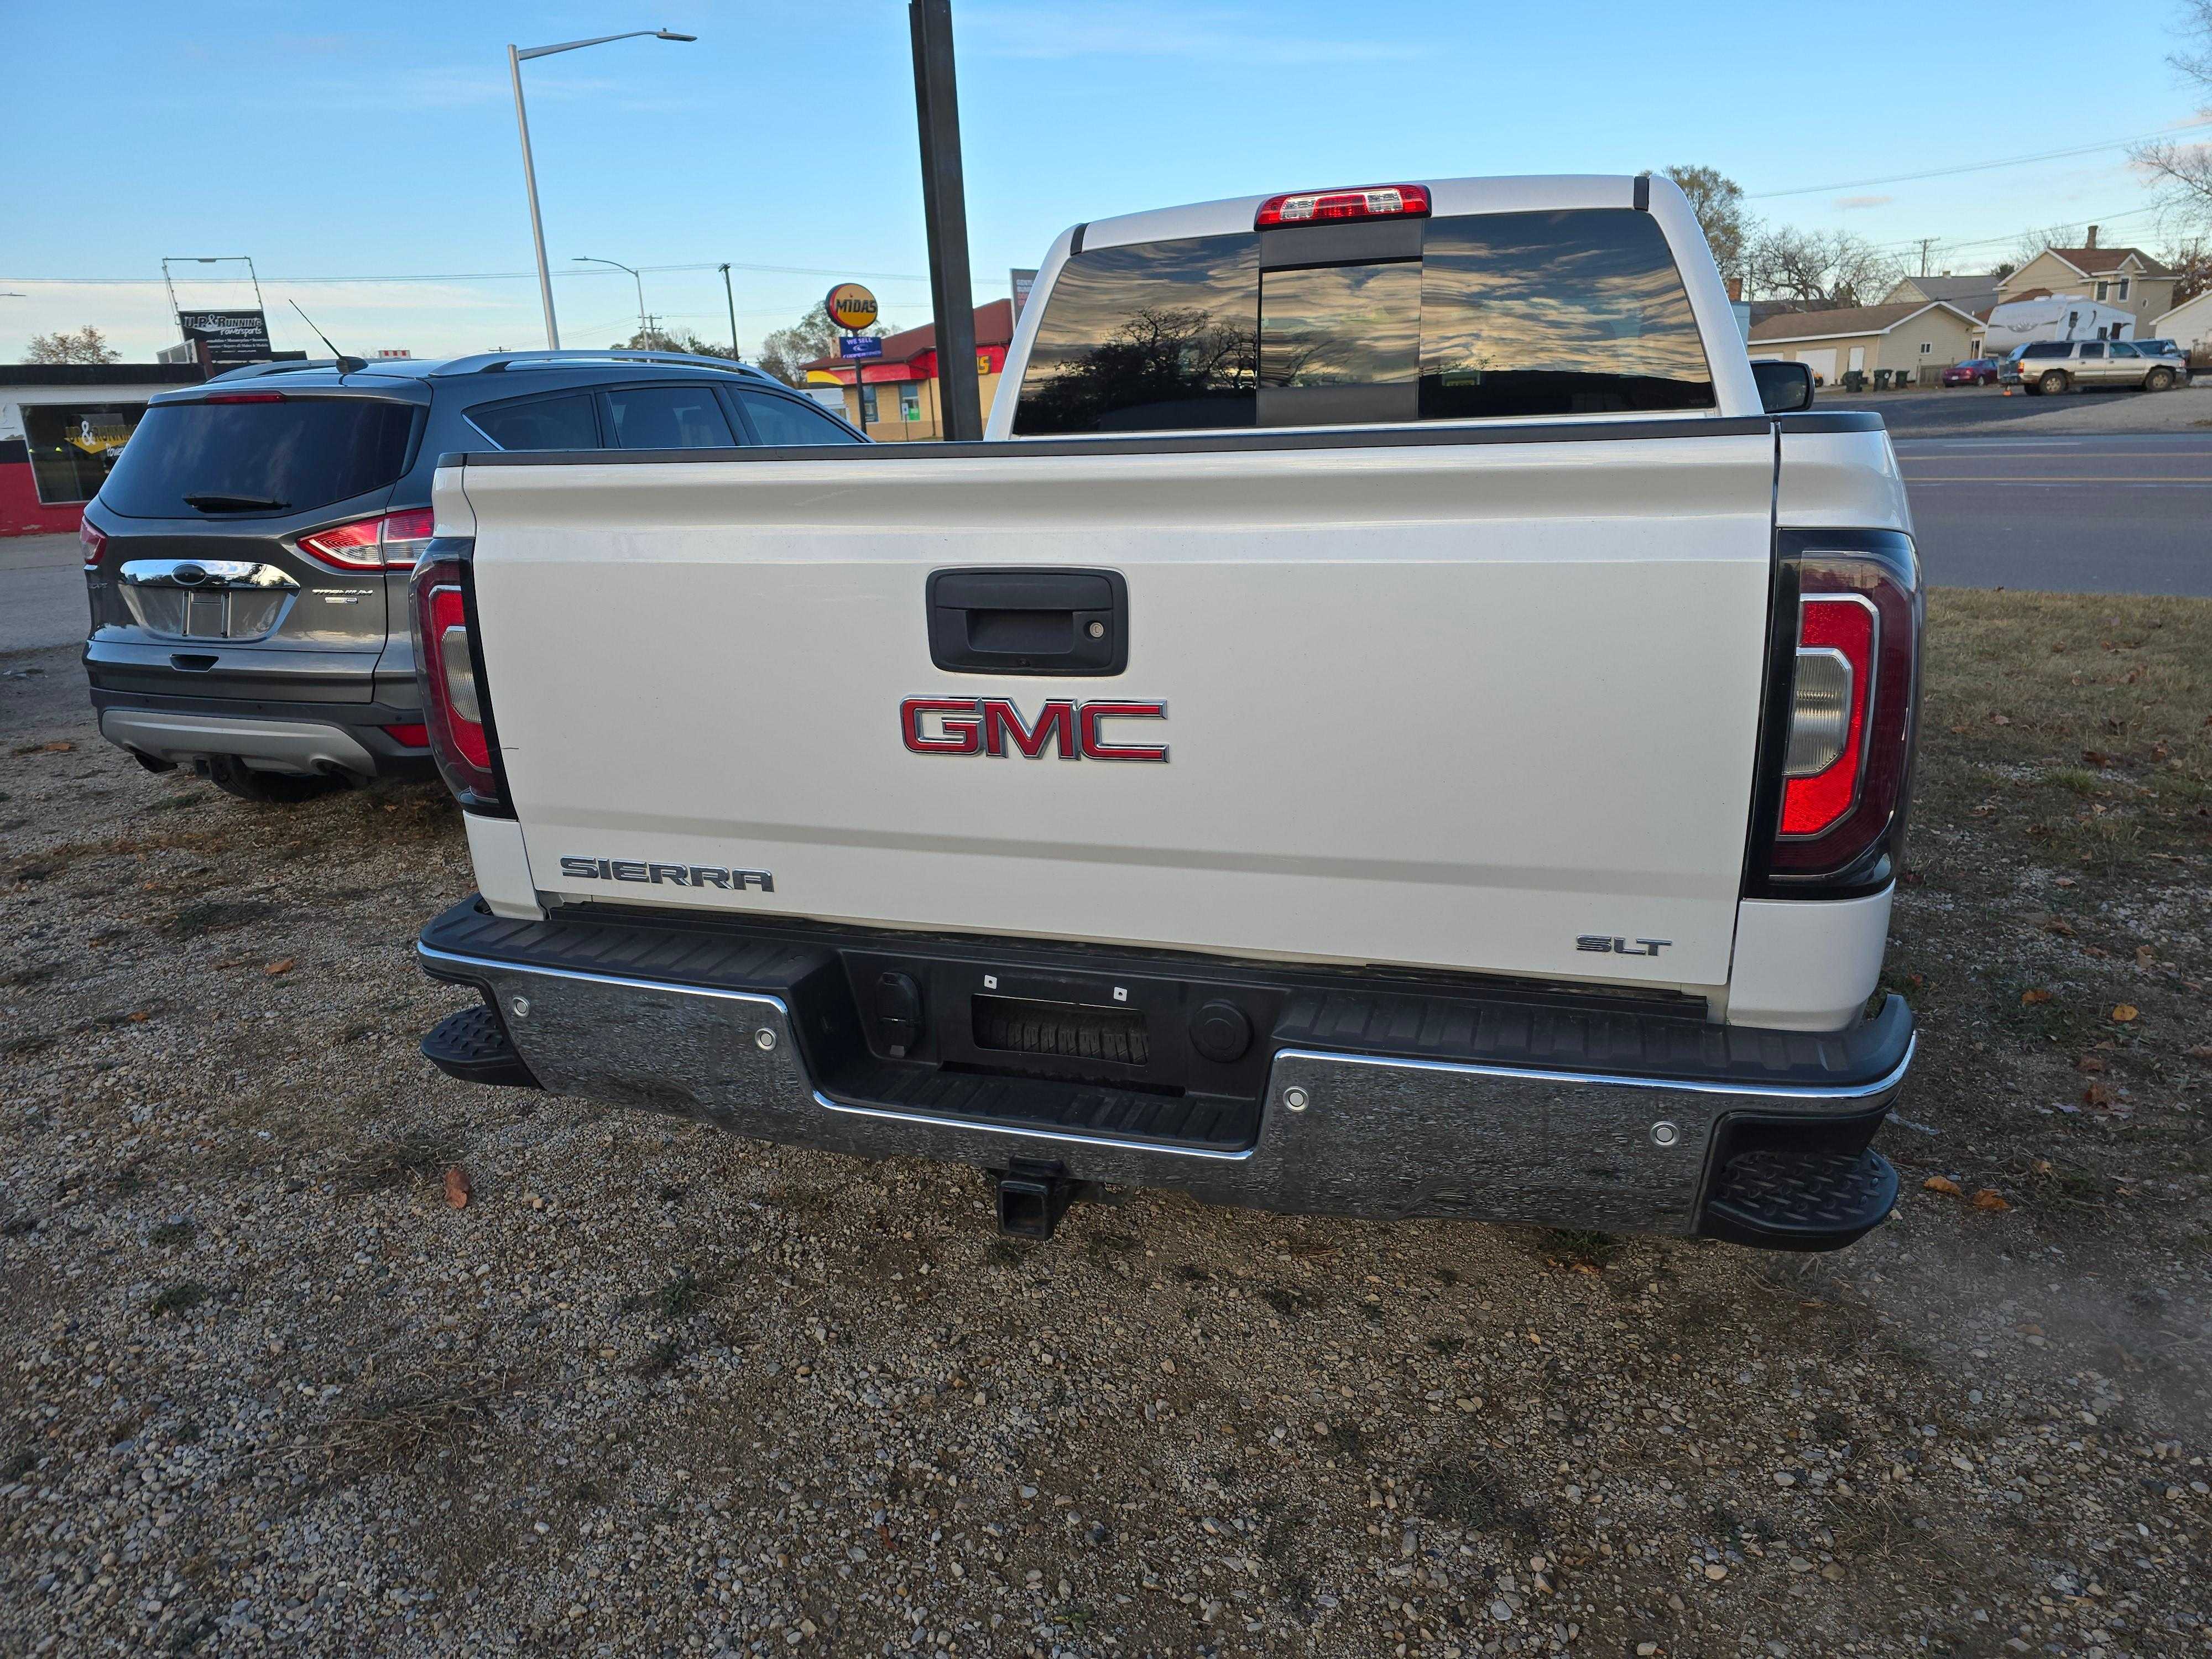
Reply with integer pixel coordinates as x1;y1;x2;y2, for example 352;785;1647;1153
81;351;862;801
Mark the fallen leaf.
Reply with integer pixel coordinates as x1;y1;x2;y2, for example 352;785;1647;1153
2041;917;2077;937
444;1166;472;1209
2075;1054;2105;1074
2134;946;2156;968
2031;1159;2054;1176
2020;989;2054;1006
2081;749;2111;766
41;740;74;753
126;1011;149;1024
2111;1004;2140;1024
2189;1046;2212;1062
1989;713;2011;726
1969;1190;2010;1212
2083;1083;2115;1108
1923;1176;1962;1197
264;957;296;977
2054;876;2078;888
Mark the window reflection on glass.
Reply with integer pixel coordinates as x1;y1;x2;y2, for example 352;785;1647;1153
1259;261;1420;387
1418;210;1714;420
1013;233;1257;434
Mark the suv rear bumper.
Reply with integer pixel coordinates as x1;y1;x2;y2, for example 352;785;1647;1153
415;898;1914;1249
88;683;433;779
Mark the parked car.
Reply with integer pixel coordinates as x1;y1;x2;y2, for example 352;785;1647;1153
1940;358;1999;387
410;174;1920;1255
81;352;862;801
1998;338;2185;395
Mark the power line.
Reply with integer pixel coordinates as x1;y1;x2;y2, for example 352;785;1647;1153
0;259;933;286
1748;119;2212;200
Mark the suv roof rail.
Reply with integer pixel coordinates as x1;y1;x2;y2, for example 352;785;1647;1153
204;358;364;383
429;348;776;381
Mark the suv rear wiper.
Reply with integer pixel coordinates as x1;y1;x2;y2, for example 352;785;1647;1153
182;493;290;513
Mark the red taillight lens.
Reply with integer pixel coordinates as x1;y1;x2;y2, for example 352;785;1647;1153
1780;595;1874;836
409;546;504;810
1256;184;1431;228
80;519;108;568
1756;541;1921;890
381;723;430;749
298;509;435;572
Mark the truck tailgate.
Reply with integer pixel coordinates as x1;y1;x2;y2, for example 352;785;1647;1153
460;428;1776;991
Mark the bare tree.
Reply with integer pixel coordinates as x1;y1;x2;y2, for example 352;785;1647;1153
23;326;120;365
2010;223;2082;274
612;326;735;359
2163;234;2212;305
1661;165;1752;279
753;308;896;388
2131;2;2212;225
1746;227;1898;309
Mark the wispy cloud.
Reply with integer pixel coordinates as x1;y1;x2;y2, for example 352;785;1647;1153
965;3;1420;65
1834;194;1893;210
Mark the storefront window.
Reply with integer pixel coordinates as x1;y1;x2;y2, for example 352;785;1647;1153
858;383;879;425
22;403;147;504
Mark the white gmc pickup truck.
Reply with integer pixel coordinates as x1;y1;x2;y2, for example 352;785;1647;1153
409;174;1919;1249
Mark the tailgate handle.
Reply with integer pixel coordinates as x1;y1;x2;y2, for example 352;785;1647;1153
927;567;1126;677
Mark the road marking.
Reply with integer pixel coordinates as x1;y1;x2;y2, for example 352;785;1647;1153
1905;477;2212;484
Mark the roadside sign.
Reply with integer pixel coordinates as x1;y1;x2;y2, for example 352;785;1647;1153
825;283;879;332
838;335;884;359
176;308;273;366
1011;268;1037;317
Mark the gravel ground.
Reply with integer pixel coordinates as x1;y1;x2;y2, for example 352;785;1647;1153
3;602;2209;1659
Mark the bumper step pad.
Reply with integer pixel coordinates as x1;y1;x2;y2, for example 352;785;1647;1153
421;1003;541;1089
1701;1147;1897;1251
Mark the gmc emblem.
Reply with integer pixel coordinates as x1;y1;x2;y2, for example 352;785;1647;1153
901;696;1168;763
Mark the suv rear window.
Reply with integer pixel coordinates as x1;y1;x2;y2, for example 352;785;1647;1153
97;395;417;518
1013;208;1714;434
2021;342;2069;358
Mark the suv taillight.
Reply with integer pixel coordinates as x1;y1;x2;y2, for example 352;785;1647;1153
409;540;508;812
80;519;107;568
298;508;436;572
1747;533;1921;896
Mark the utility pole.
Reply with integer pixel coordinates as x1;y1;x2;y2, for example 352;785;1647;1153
720;263;741;359
1917;237;1936;278
909;0;981;441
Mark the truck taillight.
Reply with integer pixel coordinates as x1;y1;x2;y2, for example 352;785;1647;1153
1749;536;1921;896
80;519;107;568
1255;183;1431;228
298;508;437;572
409;541;508;813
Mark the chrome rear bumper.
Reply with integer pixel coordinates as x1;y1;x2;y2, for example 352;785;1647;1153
415;898;1914;1244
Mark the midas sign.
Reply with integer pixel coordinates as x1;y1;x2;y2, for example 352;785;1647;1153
824;283;879;331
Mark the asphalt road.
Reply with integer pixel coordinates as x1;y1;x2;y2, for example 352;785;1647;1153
0;533;83;656
2;426;2205;651
1897;432;2212;596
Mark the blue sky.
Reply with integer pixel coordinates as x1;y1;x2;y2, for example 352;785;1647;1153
3;0;2206;362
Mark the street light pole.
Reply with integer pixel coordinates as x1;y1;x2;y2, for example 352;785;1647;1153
720;263;740;360
507;46;559;348
575;257;648;340
506;28;697;351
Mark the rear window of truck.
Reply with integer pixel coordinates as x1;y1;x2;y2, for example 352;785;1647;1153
97;395;418;518
1013;208;1715;434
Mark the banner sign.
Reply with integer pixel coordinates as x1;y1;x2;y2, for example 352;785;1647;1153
177;309;273;366
1011;268;1037;317
838;335;884;359
64;409;134;455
